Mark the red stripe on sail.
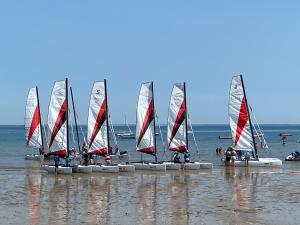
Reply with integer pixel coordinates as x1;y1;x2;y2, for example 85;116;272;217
27;105;40;145
137;100;154;147
49;100;67;148
169;145;187;152
137;146;155;154
168;100;186;146
88;148;108;155
48;149;67;156
88;99;107;148
235;97;249;145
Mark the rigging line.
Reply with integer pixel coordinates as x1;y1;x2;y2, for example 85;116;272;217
188;114;200;160
249;105;269;150
124;114;133;134
155;111;167;161
108;112;118;147
69;108;76;149
40;116;49;150
74;110;87;146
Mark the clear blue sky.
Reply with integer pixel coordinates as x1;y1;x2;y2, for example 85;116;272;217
1;1;300;125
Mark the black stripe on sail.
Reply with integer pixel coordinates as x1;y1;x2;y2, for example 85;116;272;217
137;109;154;147
49;110;67;149
89;108;107;148
169;108;186;145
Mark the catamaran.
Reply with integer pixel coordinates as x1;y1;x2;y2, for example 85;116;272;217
42;79;73;174
24;87;44;160
131;82;166;171
69;86;92;173
116;115;135;139
227;75;282;167
163;83;213;170
87;80;119;173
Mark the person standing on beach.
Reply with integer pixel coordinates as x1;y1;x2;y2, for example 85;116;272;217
53;155;60;175
230;147;237;167
225;147;232;166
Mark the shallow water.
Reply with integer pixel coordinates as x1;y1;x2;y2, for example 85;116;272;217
1;125;300;225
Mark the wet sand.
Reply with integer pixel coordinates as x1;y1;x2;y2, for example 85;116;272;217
0;165;299;225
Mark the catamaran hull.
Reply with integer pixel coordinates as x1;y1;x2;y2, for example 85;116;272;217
199;163;213;169
118;164;135;172
233;158;282;167
90;165;119;173
163;162;213;170
72;165;93;173
163;162;182;170
42;165;73;174
182;162;201;170
132;163;166;171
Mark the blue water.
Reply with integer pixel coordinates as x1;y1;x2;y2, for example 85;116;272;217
1;125;300;225
1;124;300;168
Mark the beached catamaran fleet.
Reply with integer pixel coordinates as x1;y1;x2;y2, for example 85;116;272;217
25;75;293;174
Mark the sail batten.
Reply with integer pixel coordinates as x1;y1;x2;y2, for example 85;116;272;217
25;87;42;148
87;81;108;155
167;83;187;152
47;80;67;156
136;82;155;155
229;75;254;152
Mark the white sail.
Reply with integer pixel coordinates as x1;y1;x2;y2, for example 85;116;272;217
87;81;108;155
167;83;187;152
25;87;42;148
47;80;68;155
136;82;155;154
229;75;253;152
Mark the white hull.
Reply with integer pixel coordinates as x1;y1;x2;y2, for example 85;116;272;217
163;162;182;170
118;164;135;172
132;162;166;171
42;165;72;174
25;154;40;160
199;162;213;169
90;165;119;173
233;158;282;167
163;162;213;170
285;154;300;161
182;162;201;170
72;165;93;173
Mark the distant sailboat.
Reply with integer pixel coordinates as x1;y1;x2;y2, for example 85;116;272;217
131;82;166;171
116;115;135;139
227;75;282;167
24;87;44;160
87;80;119;173
42;79;72;174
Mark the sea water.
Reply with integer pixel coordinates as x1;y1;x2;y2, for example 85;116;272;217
0;125;300;225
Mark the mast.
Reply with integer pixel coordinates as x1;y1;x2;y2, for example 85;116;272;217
36;86;44;150
66;78;70;157
151;82;157;162
183;82;189;151
240;75;257;156
70;87;80;152
104;79;110;154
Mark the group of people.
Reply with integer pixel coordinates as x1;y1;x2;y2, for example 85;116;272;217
50;144;113;174
224;145;259;167
172;150;191;163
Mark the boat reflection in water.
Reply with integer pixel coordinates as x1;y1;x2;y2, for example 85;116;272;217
25;172;41;225
24;166;296;225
